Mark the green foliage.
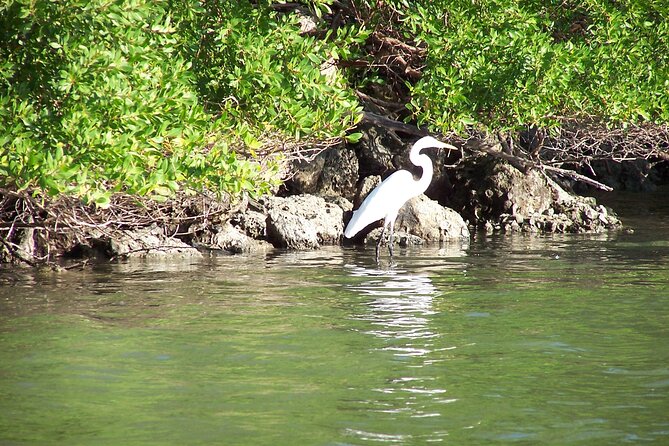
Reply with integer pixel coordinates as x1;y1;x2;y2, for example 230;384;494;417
178;0;364;141
1;0;667;204
0;0;363;204
359;0;669;133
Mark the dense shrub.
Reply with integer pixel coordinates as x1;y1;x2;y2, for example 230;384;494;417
0;0;363;204
1;0;667;205
177;0;365;141
392;0;669;132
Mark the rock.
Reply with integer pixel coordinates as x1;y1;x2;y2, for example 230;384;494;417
194;223;272;254
364;227;425;247
329;196;353;213
284;147;359;201
360;195;470;246
494;160;552;217
449;158;621;233
266;194;344;249
395;195;470;242
586;159;659;192
103;226;202;259
544;175;621;232
231;209;267;240
353;175;381;208
353;124;398;177
317;148;358;200
285;154;325;196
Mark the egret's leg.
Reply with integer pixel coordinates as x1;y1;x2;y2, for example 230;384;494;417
376;224;387;261
388;219;395;257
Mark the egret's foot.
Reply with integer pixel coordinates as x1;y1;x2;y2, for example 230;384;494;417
387;229;395;258
375;226;387;262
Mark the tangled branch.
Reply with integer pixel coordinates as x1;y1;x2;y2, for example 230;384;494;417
0;188;236;266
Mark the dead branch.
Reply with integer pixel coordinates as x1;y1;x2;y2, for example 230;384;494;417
355;90;406;114
361;111;429;137
540;121;669;166
0;188;237;265
465;136;614;191
541;165;613;191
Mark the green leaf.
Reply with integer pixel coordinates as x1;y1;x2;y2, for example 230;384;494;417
345;132;363;143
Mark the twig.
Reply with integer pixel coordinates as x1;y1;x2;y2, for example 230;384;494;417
541;165;613;191
0;237;39;267
467;137;614;191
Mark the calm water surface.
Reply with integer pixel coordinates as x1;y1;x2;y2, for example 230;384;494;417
1;191;668;445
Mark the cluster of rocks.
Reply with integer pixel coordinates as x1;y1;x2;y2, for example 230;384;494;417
196;194;345;253
2;124;629;264
447;156;621;234
191;192;470;255
182;124;621;257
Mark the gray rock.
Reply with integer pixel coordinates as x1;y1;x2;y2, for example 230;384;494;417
285;147;359;201
364;227;425;247
449;158;621;233
195;223;272;254
106;226;201;259
233;210;267;240
266;194;344;249
286;154;325;196
353;124;399;176
361;195;470;245
395;195;470;242
317;148;358;201
353;175;381;208
329;196;353;213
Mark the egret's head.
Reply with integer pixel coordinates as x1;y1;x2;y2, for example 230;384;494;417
412;136;457;154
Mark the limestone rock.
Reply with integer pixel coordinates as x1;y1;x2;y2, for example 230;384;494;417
450;158;621;233
285;147;358;201
395;195;471;242
353;175;381;208
361;195;470;246
231;209;267;240
266;194;344;249
317;148;358;200
286;154;325;196
105;226;201;259
194;223;272;254
352;124;399;177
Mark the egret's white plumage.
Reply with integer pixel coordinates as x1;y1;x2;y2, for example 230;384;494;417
344;136;456;258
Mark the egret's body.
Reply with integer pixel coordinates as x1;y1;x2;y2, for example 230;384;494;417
344;136;456;259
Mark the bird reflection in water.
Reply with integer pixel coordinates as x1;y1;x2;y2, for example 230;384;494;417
345;264;458;433
348;265;438;343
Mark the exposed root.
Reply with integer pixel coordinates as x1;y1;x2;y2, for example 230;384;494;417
0;188;235;267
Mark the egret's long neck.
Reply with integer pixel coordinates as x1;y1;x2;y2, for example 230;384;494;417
411;151;434;195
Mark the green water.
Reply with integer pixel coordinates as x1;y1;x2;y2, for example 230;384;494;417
1;193;668;445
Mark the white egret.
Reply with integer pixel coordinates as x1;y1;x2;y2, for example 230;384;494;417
344;135;457;259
